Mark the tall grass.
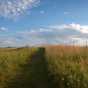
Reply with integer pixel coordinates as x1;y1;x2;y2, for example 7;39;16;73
45;46;88;88
0;47;37;88
0;46;88;88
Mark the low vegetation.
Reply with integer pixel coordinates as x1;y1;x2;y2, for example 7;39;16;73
0;46;88;88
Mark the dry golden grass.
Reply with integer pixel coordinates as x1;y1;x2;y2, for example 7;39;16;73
45;45;88;88
0;46;88;88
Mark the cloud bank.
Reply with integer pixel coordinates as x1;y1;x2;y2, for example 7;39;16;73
0;23;88;47
15;23;88;46
50;23;88;34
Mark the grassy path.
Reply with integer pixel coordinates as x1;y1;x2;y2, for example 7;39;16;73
6;48;51;88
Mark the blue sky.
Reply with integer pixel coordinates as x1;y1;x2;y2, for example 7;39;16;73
0;0;88;47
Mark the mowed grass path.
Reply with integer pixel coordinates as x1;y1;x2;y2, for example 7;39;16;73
0;46;88;88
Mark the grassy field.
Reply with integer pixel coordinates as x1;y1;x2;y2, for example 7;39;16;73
0;46;88;88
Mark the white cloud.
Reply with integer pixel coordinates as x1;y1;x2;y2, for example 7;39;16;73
50;23;88;34
0;0;40;19
18;28;53;35
64;12;70;15
0;27;8;32
40;10;45;14
64;23;88;34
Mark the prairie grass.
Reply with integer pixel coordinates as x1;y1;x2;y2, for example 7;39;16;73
45;45;88;88
0;46;88;88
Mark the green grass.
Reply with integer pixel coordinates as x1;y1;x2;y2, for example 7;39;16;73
0;46;88;88
0;47;37;88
